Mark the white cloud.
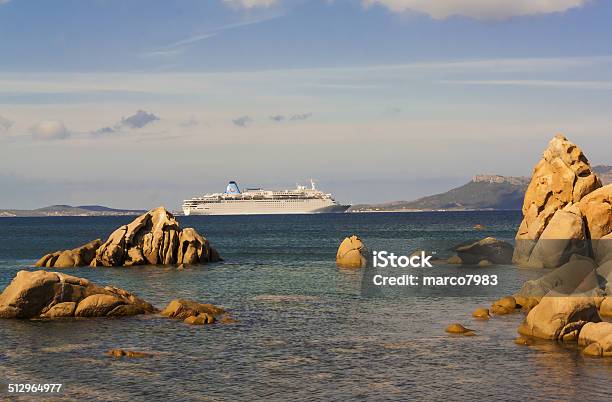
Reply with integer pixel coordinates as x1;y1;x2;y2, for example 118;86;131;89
362;0;587;20
30;120;70;141
0;0;11;5
223;0;278;9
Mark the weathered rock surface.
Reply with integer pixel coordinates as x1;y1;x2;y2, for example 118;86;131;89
526;204;589;268
582;339;612;357
0;270;156;319
35;239;102;268
599;296;612;317
515;254;602;300
336;235;367;268
578;185;612;239
161;299;225;320
513;135;601;267
578;322;612;346
454;237;513;265
35;207;220;268
517;292;601;341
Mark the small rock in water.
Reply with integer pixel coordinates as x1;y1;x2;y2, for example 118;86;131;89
161;299;225;320
478;259;492;267
514;337;534;346
445;323;474;335
491;296;517;315
336;235;367;268
108;349;152;358
472;308;490;319
219;314;238;324
474;224;486;230
184;313;215;325
446;255;462;264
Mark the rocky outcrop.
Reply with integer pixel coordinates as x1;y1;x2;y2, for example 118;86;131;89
517;292;601;341
0;270;156;319
513;135;601;267
453;237;513;265
35;239;102;268
336;235;367;268
35;207;220;268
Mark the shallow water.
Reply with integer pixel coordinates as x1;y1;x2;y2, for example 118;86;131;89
0;212;611;401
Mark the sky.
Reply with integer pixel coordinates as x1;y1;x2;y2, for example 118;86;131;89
1;0;612;209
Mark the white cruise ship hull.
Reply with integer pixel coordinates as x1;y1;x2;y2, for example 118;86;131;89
183;199;349;216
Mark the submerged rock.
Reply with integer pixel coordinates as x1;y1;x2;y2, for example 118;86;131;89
336;235;367;268
445;323;474;335
517;292;601;341
35;207;220;268
107;349;152;358
184;313;215;325
161;299;225;321
0;270;156;319
513;135;601;267
454;237;513;265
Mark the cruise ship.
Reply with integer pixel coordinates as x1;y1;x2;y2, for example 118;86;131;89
182;180;350;216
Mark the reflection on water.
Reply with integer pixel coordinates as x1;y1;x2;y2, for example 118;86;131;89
0;212;611;400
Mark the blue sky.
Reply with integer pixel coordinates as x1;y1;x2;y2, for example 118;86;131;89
1;0;612;209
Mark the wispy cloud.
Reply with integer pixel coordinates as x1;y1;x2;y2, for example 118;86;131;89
0;0;12;5
440;80;612;90
289;113;312;121
270;115;285;122
91;110;160;136
223;0;278;9
142;13;284;58
269;113;313;122
363;0;587;20
232;116;253;127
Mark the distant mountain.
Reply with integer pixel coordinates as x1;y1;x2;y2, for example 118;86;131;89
594;165;612;185
0;205;146;217
350;175;530;212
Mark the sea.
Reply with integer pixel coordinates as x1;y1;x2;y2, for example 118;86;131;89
0;211;611;401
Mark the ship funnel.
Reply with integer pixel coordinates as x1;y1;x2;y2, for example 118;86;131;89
226;181;241;194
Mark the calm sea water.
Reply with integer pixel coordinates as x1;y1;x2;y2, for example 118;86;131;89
0;212;611;401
